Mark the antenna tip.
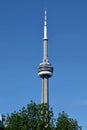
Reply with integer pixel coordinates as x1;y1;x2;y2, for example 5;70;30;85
45;8;47;15
44;8;47;21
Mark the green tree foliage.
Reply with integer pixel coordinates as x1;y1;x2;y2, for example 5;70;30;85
5;101;54;130
5;102;82;130
56;111;82;130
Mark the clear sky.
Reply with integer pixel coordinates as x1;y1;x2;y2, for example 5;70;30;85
0;0;87;129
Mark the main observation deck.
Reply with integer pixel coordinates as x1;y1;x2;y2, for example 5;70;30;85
38;62;53;78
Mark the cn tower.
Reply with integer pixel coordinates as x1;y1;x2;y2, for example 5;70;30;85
38;10;53;104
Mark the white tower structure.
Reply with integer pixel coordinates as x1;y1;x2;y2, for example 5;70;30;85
38;10;53;104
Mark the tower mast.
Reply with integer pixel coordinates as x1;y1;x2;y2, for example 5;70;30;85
38;10;53;104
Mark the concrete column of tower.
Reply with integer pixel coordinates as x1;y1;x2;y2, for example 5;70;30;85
42;77;49;104
43;40;48;62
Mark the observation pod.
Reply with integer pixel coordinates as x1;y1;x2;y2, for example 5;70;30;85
38;62;53;78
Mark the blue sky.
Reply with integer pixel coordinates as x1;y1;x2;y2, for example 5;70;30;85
0;0;87;129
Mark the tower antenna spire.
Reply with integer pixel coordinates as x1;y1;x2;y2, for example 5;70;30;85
45;8;47;21
44;9;48;40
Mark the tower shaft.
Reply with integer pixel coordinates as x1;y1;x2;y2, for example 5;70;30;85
42;9;49;104
42;78;49;104
43;39;48;62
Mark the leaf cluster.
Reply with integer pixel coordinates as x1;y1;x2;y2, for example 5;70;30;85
5;101;54;130
4;101;82;130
